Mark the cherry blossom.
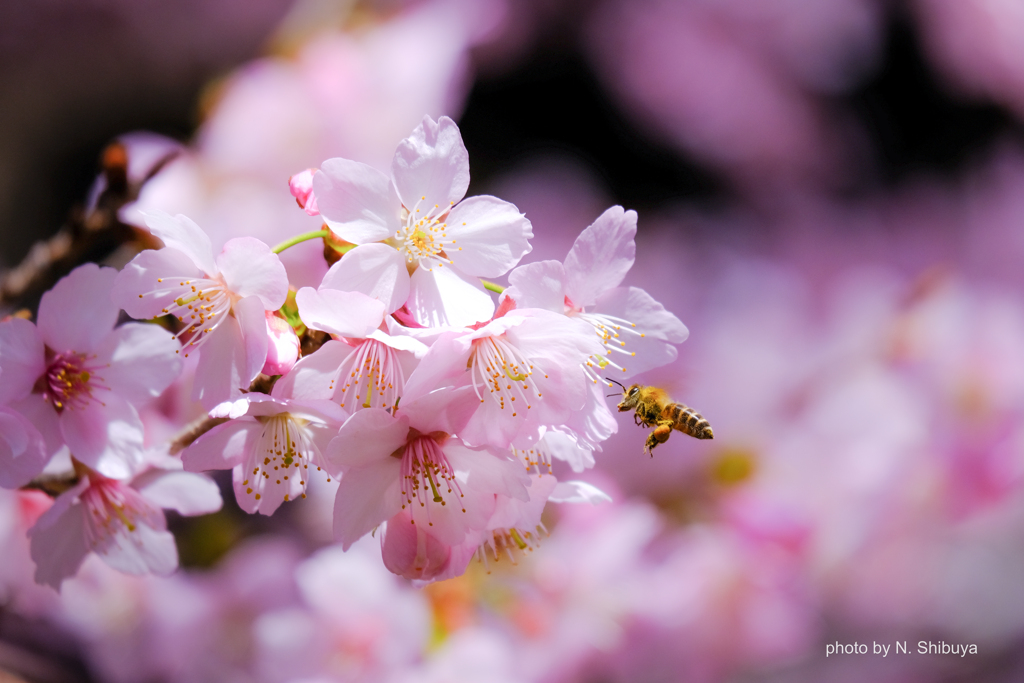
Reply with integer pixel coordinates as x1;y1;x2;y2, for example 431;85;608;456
182;393;347;516
274;280;427;412
112;211;288;409
505;205;689;384
28;462;221;589
326;381;530;556
0;264;182;479
403;308;603;449
312;115;533;327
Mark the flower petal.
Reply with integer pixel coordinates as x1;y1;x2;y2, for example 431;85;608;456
191;317;249;410
133;470;223;516
392;116;470;212
0;318;46;404
445;195;533;277
314;157;399;243
60;393;143;479
407;264;494;328
38;264;119;353
506;260;568;313
182;419;260;471
272;340;353;401
29;498;90;589
216;237;288;309
333;457;403;550
320;243;410;314
237;295;271;386
296;287;386;339
327;409;409;470
141;210;218;276
96;520;178;577
94;323;182;405
563;206;637;307
112;247;205;319
0;407;48;489
549;480;613;504
592;286;687;377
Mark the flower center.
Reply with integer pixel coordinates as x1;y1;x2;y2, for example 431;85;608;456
476;524;546;568
573;311;644;383
242;414;325;505
41;351;108;412
148;275;235;358
468;336;542;417
400;436;465;521
330;338;404;411
80;476;158;548
394;197;461;270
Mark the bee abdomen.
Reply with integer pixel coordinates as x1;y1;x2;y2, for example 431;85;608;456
665;403;714;440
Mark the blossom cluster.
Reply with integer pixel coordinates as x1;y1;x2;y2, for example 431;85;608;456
0;115;687;586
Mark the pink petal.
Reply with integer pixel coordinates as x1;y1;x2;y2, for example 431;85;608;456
94;323;182;405
314;157;399;243
391;116;470;212
400;386;480;437
506;260;568;313
592;286;687;376
182;419;261;471
0;407;48;489
96;521;178;577
38;264;119;353
445;195;533;277
0;318;45;404
407;264;494;328
216;238;288;309
60;393;143;479
141;210;218;276
327;409;410;470
296;287;385;338
237;295;271;385
380;509;451;581
29;498;90;589
272;340;353;401
400;332;471;403
289;168;320;216
112;247;205;319
320;243;411;314
563;206;637;308
191;317;249;410
445;441;531;502
549;480;612;504
133;470;223;516
333;457;403;549
232;462;302;517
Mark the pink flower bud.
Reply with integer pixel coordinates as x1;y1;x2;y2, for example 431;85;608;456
262;312;300;376
288;168;319;216
380;509;451;581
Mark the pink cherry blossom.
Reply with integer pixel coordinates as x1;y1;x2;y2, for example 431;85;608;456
312;115;533;327
182;393;346;516
0;264;182;479
112;211;288;409
29;463;221;589
403;308;603;449
506;205;689;383
326;383;530;559
275;284;426;412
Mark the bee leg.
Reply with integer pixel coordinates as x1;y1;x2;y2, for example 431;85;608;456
634;413;644;427
646;425;672;457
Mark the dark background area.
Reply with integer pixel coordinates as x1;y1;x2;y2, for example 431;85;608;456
3;0;1024;273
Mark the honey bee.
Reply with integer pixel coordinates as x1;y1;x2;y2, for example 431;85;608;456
608;379;714;455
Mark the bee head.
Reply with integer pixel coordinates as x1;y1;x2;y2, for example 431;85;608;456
616;384;642;411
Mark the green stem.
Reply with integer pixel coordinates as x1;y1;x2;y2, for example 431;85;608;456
271;229;330;254
481;279;505;294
